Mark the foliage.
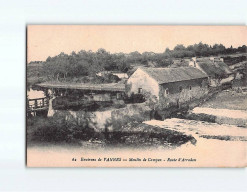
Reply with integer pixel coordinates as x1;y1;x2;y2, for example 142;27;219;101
164;43;246;58
126;93;146;103
38;43;246;81
223;56;247;66
43;49;130;81
27;115;95;143
143;91;158;109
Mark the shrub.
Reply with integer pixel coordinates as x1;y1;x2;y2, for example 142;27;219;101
112;100;125;109
28;115;95;143
127;93;145;103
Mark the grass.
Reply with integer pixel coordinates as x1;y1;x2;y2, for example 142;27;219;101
199;88;247;110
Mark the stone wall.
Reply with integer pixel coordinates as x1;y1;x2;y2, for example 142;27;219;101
52;103;152;132
159;78;209;107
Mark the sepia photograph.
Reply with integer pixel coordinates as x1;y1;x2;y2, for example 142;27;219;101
26;25;247;167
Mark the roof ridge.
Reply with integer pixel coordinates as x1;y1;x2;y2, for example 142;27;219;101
138;66;207;84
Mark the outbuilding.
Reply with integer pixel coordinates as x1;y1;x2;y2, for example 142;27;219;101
189;57;234;86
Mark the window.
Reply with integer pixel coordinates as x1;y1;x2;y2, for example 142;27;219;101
138;88;143;93
179;86;183;92
189;86;192;90
116;93;121;100
164;88;169;97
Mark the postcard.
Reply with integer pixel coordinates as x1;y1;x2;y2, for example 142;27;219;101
26;25;247;167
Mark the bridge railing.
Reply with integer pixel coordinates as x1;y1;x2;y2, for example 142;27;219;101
27;97;49;111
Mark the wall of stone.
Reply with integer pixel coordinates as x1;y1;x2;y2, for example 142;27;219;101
159;78;209;106
52;103;152;132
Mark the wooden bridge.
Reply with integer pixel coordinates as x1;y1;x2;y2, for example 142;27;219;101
27;97;49;116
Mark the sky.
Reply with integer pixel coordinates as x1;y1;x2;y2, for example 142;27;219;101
27;25;246;62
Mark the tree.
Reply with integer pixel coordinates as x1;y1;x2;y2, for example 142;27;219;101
174;44;186;51
40;43;246;83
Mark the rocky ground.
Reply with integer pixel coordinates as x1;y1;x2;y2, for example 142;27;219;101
144;87;247;142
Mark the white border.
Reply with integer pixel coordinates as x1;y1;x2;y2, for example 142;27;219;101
0;0;246;192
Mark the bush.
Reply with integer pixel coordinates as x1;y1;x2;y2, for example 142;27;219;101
127;93;145;103
112;100;125;109
27;116;95;143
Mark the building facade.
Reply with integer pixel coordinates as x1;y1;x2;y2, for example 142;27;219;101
127;67;209;107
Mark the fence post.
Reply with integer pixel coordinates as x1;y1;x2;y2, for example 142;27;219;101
34;99;38;109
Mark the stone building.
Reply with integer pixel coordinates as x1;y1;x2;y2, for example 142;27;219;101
127;67;209;107
189;57;234;86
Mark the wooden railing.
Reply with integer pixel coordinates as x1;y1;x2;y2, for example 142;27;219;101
27;97;49;112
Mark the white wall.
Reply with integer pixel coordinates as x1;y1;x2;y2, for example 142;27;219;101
127;68;159;98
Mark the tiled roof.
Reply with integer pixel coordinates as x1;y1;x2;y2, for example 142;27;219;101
140;67;208;84
197;60;233;77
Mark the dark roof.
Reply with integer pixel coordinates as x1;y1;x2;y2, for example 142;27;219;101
37;82;125;92
140;67;208;84
197;60;233;77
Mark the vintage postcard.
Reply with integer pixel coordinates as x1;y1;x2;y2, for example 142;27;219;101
26;25;247;167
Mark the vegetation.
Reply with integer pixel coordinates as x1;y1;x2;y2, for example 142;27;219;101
113;122;195;147
27;115;195;148
168;43;246;58
27;114;96;143
223;55;247;66
31;43;246;83
125;93;146;104
43;49;130;81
